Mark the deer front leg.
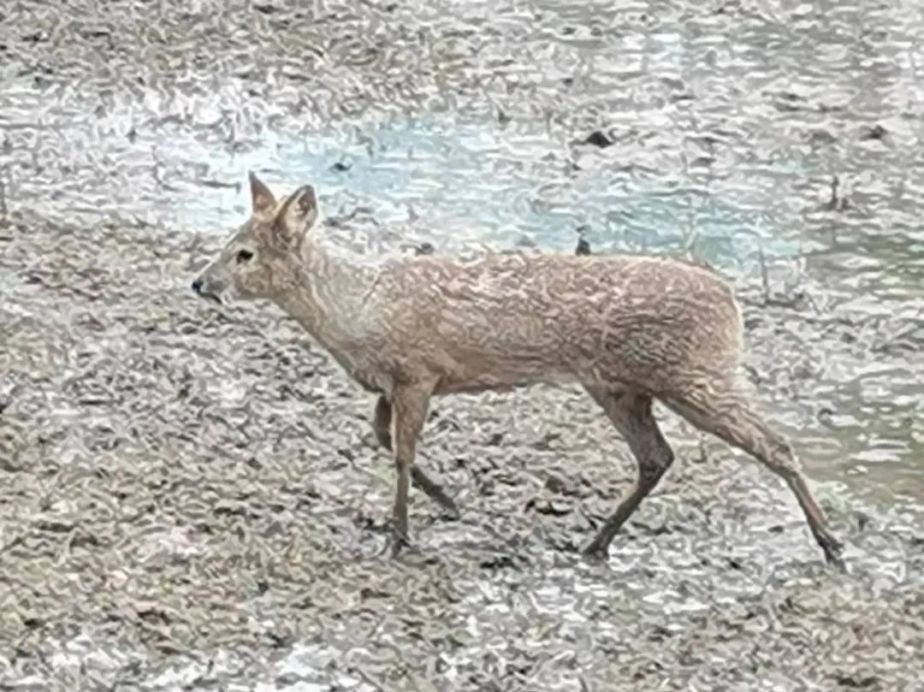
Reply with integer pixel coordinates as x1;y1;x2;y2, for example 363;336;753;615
374;394;459;517
390;383;433;553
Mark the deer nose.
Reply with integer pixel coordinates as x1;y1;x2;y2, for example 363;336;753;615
191;278;203;294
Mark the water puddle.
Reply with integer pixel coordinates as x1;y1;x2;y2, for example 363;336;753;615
2;80;793;266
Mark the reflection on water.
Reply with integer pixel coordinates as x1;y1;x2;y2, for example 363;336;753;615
169;115;795;266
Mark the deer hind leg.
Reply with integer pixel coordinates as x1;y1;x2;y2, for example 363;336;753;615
583;387;676;557
377;391;458;532
373;395;393;450
663;378;845;570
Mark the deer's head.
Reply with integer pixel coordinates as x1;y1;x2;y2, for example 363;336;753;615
192;173;319;305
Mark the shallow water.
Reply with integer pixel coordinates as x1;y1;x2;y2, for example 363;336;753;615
2;82;794;265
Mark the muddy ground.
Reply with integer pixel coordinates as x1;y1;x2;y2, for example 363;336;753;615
2;0;924;690
2;208;922;691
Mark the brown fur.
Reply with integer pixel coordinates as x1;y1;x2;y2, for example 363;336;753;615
192;173;844;567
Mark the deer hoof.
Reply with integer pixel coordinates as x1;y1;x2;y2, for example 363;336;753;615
581;543;609;562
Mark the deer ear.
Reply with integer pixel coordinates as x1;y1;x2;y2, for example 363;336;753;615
249;172;276;214
274;185;319;244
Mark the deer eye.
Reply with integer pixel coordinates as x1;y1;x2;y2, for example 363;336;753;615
236;249;254;264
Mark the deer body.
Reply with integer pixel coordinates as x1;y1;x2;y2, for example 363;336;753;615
192;174;845;568
279;245;744;397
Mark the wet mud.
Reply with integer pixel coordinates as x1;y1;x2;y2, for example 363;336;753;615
1;0;923;689
3;209;922;690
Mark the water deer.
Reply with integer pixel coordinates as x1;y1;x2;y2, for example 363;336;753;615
192;173;845;568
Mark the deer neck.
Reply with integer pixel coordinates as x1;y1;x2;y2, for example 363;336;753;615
273;239;377;353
